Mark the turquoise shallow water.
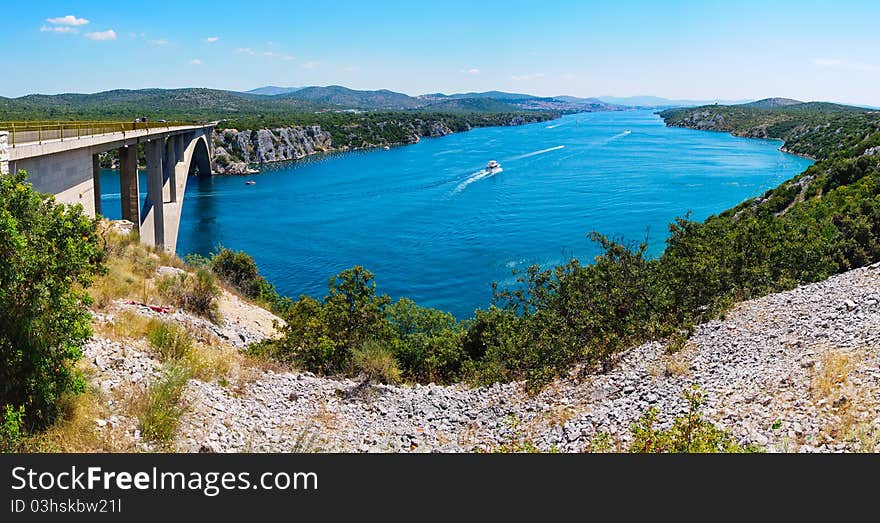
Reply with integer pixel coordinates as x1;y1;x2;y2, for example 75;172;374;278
100;110;813;318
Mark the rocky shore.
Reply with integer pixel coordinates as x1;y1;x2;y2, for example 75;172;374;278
84;263;880;453
210;115;546;175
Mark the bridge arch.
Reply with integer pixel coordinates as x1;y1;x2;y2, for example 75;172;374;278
187;134;212;177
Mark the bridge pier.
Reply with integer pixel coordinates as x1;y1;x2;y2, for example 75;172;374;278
119;145;140;231
6;123;214;253
143;140;166;249
165;137;177;203
92;154;102;215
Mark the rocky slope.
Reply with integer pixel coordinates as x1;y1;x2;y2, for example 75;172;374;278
212;127;333;175
173;263;880;453
83;263;880;453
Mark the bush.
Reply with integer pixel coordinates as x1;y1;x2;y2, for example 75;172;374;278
628;387;760;453
147;322;193;361
209;247;289;312
135;362;190;446
352;341;401;384
158;268;222;323
259;266;392;375
0;171;103;429
1;405;25;452
388;298;466;383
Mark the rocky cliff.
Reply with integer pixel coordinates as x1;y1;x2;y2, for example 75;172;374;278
212;126;333;175
211;114;550;175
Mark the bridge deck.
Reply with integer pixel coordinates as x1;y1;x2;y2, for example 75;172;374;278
7;123;215;161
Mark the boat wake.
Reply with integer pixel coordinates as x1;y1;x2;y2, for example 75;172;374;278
546;123;564;129
453;168;504;194
509;145;565;161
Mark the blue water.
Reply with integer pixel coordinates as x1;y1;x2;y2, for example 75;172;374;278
99;110;813;318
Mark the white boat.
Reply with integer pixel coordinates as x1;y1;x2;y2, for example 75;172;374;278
486;160;502;173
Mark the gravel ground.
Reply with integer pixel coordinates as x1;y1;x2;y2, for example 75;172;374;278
88;264;880;452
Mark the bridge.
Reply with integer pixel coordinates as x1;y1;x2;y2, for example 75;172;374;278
0;121;215;253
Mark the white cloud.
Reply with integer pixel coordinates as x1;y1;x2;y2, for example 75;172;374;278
190;59;203;65
812;58;879;73
280;55;294;61
561;72;577;80
40;25;76;33
46;15;89;26
465;68;480;75
149;39;169;46
236;47;256;55
301;60;321;70
84;30;117;41
205;36;220;43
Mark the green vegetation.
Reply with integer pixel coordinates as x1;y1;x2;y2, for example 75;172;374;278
199;247;291;313
352;341;402;385
660;100;880;159
628;386;761;453
157;268;222;323
5;99;880;452
147;322;194;361
0;88;559;153
255;103;880;392
0;170;103;433
134;362;190;447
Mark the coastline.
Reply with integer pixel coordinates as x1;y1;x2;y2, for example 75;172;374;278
661;120;818;162
210;113;563;175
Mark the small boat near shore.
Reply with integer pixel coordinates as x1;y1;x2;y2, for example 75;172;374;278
245;180;256;185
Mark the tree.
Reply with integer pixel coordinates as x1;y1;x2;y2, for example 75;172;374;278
0;171;103;429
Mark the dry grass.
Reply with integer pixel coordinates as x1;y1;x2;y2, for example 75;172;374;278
129;362;190;449
93;310;155;340
538;405;577;428
809;347;880;447
648;350;693;379
184;343;235;382
23;365;136;453
811;349;854;400
845;423;880;453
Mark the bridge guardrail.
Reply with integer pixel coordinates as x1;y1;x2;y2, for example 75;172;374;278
0;120;201;147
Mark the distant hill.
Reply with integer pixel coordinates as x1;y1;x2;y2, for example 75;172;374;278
421;91;537;102
246;86;303;96
553;95;606;104
741;97;803;109
659;100;876;159
0;87;325;120
420;98;522;113
278;85;423;110
599;95;754;107
0;85;634;123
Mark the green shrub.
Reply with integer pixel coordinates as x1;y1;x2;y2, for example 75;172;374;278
1;405;25;452
352;341;401;384
388;298;466;383
158;268;221;323
135;362;190;447
0;171;103;429
147;322;193;361
628;386;761;453
209;247;289;312
260;266;392;375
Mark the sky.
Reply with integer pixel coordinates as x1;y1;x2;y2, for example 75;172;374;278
3;0;880;105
